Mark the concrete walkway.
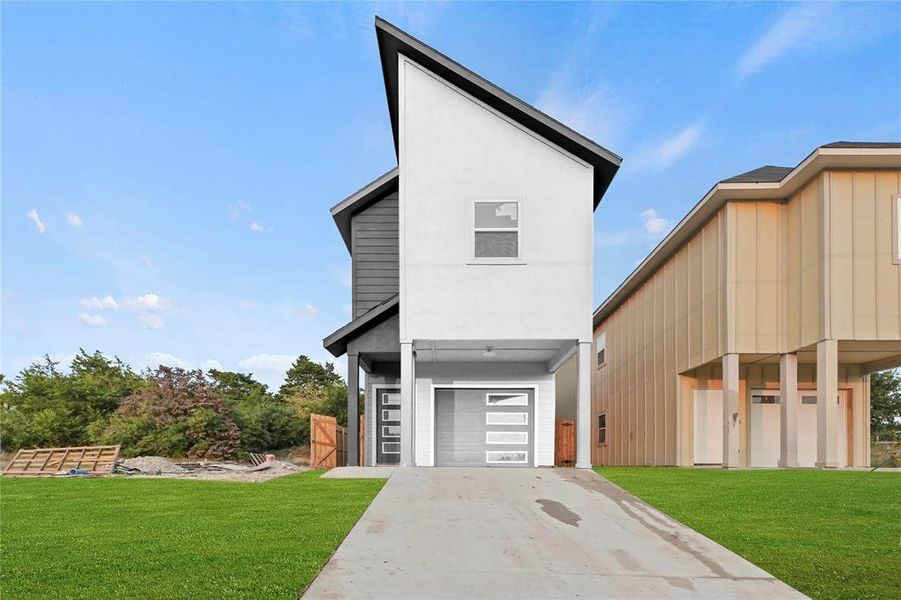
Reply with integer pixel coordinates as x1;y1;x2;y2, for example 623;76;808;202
303;468;805;599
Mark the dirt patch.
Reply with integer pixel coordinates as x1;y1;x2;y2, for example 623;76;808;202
117;457;307;483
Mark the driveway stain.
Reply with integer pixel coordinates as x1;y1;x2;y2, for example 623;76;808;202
536;498;582;527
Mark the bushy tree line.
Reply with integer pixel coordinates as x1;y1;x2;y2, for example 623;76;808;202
0;350;358;458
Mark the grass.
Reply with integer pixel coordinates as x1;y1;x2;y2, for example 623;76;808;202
596;467;901;600
1;471;385;599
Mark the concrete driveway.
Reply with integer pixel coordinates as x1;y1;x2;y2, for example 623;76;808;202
303;468;804;599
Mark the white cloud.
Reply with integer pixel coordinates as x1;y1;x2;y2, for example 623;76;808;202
640;209;670;235
238;353;296;373
632;123;704;172
229;200;250;221
78;313;107;327
66;213;84;228
142;255;154;268
734;4;899;82
144;352;193;370
81;296;119;311
26;209;47;234
298;304;319;318
125;293;174;312
139;314;165;330
200;359;224;372
237;353;297;390
249;221;269;233
536;81;630;149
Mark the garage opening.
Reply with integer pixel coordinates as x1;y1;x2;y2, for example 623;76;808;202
434;388;533;467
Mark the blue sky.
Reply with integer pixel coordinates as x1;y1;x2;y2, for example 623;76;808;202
3;2;900;389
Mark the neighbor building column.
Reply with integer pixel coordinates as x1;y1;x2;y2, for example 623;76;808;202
400;342;415;466
816;339;839;468
722;353;741;468
576;341;593;469
779;353;799;467
346;353;360;467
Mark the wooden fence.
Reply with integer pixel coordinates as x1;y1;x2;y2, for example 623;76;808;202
554;419;576;467
310;413;365;468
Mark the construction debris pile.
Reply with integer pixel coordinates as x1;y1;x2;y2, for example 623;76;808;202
114;455;307;482
1;444;306;482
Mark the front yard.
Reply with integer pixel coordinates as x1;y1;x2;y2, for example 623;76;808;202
1;471;384;599
597;467;901;600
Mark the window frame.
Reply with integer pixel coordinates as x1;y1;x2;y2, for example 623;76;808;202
467;198;526;265
597;412;607;446
596;331;607;367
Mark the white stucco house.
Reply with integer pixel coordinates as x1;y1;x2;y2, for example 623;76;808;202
324;18;621;468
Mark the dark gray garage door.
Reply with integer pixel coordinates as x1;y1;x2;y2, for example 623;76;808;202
434;388;533;467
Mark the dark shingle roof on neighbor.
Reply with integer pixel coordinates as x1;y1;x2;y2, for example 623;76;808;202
721;165;793;184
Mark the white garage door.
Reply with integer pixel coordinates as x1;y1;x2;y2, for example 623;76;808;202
693;390;723;465
434;388;533;467
750;392;781;468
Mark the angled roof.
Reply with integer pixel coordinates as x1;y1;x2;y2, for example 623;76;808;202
374;17;621;208
721;165;793;184
331;168;398;252
594;141;901;327
323;294;399;357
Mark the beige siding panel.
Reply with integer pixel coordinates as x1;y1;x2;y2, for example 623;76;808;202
875;173;901;339
800;180;823;346
785;193;802;350
757;203;782;351
733;203;758;352
830;173;855;339
688;237;704;367
702;219;721;361
852;173;878;339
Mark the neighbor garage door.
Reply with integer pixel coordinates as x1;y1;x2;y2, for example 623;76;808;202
434;388;533;467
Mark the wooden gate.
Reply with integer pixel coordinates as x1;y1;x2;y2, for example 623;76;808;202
310;414;365;468
555;420;575;467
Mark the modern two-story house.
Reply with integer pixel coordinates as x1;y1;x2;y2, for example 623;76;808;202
592;143;901;468
324;18;620;468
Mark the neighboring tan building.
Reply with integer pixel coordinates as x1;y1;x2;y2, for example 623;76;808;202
592;143;901;468
324;18;620;468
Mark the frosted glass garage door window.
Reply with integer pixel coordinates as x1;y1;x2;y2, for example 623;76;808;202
486;393;528;406
381;393;400;406
486;412;528;425
474;201;519;259
382;442;400;455
486;431;528;445
382;409;400;421
486;451;528;464
382;425;400;437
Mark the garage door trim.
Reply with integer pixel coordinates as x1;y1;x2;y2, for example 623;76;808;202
429;383;540;467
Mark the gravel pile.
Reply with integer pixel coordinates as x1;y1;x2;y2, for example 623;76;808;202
120;456;186;475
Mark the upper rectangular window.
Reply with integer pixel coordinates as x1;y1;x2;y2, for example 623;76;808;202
472;201;520;261
596;332;607;366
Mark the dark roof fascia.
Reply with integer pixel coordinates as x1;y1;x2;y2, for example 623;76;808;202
821;141;901;148
331;168;399;253
374;16;622;209
323;294;400;357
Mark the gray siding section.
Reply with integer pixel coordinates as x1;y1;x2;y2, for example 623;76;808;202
352;192;399;318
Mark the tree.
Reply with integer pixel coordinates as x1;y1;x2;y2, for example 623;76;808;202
0;350;143;451
278;356;342;397
101;367;240;458
207;369;301;452
871;368;901;440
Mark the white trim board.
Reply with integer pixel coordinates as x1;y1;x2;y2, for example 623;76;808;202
429;382;540;467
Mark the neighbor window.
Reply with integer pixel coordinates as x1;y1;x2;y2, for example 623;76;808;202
473;201;519;259
596;332;607;366
597;412;607;445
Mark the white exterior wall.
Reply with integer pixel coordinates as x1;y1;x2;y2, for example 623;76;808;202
414;361;556;467
398;55;594;343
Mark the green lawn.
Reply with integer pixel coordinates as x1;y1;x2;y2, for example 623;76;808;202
596;467;901;600
1;471;384;599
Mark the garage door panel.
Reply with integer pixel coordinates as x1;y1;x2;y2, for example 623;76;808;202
435;388;533;467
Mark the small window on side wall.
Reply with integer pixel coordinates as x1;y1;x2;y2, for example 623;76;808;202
597;412;607;445
473;201;520;261
596;332;607;366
